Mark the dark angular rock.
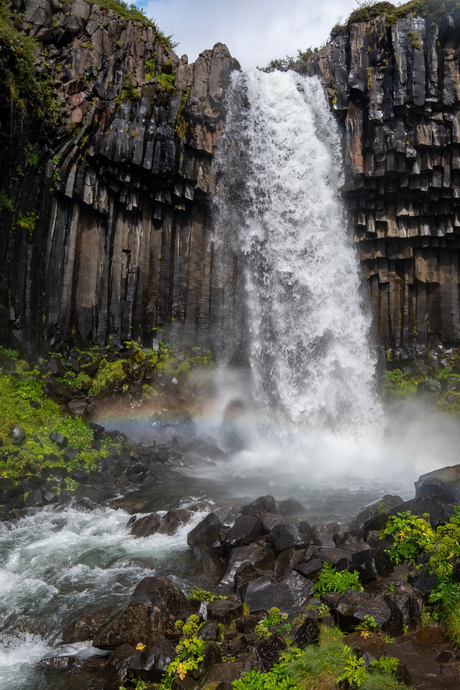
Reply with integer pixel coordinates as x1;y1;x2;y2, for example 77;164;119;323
25;489;44;507
389;495;455;528
254;633;287;672
48;357;64;377
235;615;261;635
129;635;176;682
198;620;220;641
383;583;422;635
37;655;77;672
277;498;308;518
67;399;88;417
49;431;68;448
63;448;80;462
315;547;352;570
85;643;138;689
89;422;105;439
198;545;224;581
333;528;366;549
284;570;314;607
220;544;275;587
267;521;321;552
159;509;193;536
294;613;320;648
190;641;222;679
241;496;278;518
207;599;243;625
243;576;295;613
334;590;391;631
62;605;118;643
206;661;244;684
187;513;223;560
93;576;192;649
350;495;403;529
225;515;261;548
129;513;162;538
274;547;308;576
42;466;68;479
415;464;460;504
351;548;393;585
127;463;148;483
294;558;324;580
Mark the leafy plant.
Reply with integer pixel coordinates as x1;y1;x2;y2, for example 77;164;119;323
337;655;368;688
160;615;204;688
157;71;175;92
0;190;13;213
356;614;378;638
379;511;435;564
232;664;297;690
370;657;399;675
255;607;291;639
16;211;37;238
313;561;364;595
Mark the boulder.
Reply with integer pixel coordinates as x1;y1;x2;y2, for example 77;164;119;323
274;547;309;576
383;583;423;635
415;464;460;504
267;521;321;552
93;577;192;649
294;612;320;648
10;426;25;445
129;513;162;538
206;661;244;684
351;548;393;585
207;599;243;625
225;515;261;548
187;513;223;560
277;499;308;518
389;495;455;528
198;620;220;641
127;463;148;483
349;495;404;529
254;633;287;672
158;509;193;535
294;558;324;580
315;547;352;570
85;643;138;689
49;431;68;448
241;496;278;518
242;575;295;613
36;656;77;672
334;590;391;631
129;636;177;682
220;544;275;587
284;570;314;608
190;641;222;679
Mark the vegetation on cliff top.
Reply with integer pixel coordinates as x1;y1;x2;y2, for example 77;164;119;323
331;0;460;37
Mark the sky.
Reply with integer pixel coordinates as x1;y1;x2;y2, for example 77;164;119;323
139;0;364;70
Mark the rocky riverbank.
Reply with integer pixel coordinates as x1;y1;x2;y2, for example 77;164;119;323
23;464;460;690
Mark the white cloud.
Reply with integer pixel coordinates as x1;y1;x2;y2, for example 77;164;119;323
140;0;359;69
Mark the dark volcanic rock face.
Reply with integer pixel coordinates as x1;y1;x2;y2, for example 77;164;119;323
0;0;239;353
303;9;460;357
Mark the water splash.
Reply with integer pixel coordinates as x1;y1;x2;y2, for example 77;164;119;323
214;69;384;439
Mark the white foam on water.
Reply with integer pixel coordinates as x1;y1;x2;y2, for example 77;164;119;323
0;504;209;689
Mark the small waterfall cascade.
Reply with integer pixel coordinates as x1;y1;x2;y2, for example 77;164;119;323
214;69;384;439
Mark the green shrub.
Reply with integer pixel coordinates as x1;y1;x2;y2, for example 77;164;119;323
379;511;435;564
157;71;176;92
188;587;226;602
313;561;364;595
255;607;291;639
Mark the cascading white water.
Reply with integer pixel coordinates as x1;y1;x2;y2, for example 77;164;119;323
214;69;384;439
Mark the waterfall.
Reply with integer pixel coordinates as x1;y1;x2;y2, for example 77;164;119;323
214;69;384;439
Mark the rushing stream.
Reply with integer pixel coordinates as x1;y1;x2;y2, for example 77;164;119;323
0;71;454;688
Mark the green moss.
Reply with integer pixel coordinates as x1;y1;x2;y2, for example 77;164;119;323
382;368;421;401
90;359;125;395
0;366;112;480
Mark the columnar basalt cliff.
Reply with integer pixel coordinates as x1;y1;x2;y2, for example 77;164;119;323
0;0;239;354
303;3;460;358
